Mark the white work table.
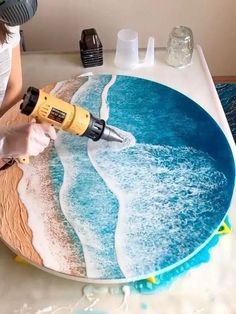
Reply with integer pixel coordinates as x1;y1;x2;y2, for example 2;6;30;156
0;46;236;314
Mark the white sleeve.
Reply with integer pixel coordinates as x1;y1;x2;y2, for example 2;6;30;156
6;26;21;48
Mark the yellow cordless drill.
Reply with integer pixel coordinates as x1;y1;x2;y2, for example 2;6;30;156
20;87;123;143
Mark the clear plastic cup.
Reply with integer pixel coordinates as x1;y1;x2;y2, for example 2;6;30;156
114;29;139;70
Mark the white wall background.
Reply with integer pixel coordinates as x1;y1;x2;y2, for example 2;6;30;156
21;0;236;76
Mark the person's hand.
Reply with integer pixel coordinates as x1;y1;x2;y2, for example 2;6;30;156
0;121;57;158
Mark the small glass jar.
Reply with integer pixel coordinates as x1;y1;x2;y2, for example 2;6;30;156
166;26;194;67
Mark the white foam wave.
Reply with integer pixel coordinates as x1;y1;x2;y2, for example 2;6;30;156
50;81;67;96
17;155;75;272
87;141;228;278
70;78;92;105
16;82;83;272
100;75;116;121
51;76;125;278
54;133;103;274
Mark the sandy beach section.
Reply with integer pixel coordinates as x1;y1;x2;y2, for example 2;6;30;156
0;102;42;264
0;77;89;277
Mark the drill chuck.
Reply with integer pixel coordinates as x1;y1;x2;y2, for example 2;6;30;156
20;87;123;143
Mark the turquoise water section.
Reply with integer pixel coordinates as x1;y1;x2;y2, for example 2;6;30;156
49;75;235;281
133;216;231;293
133;231;220;294
107;76;235;180
49;149;85;264
51;76;123;279
216;83;236;142
91;142;228;277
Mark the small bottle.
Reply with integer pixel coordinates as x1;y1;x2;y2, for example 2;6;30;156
166;26;194;67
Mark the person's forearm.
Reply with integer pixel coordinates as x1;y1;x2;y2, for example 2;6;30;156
0;83;23;114
0;127;8;158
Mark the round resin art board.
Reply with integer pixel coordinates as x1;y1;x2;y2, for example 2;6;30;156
0;74;235;283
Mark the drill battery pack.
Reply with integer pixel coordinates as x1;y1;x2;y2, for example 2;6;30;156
79;28;103;68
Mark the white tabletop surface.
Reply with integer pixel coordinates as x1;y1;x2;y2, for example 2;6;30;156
0;46;236;314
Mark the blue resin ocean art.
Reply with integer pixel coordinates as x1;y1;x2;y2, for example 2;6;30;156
10;75;236;282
